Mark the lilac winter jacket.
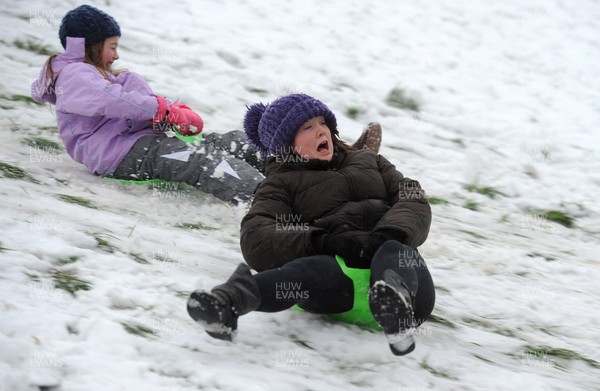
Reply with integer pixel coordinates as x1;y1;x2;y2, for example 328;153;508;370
31;37;161;175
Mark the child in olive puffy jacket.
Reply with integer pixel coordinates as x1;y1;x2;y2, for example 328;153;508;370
188;94;435;356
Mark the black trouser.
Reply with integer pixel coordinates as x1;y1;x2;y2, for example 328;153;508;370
202;131;265;173
111;131;263;203
253;240;435;326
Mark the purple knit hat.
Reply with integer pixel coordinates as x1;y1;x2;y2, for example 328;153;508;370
243;94;338;156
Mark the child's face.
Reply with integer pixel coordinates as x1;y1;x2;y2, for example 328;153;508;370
101;36;120;71
292;116;334;162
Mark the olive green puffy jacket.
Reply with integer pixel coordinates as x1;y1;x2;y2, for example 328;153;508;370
240;148;431;271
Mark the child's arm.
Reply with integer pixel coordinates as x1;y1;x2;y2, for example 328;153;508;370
240;177;326;272
55;62;158;121
372;155;432;248
114;71;154;96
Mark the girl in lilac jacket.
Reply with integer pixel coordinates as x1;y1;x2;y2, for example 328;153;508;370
31;5;263;204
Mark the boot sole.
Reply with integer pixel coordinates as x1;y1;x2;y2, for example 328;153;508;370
187;291;234;341
369;282;404;335
368;281;415;356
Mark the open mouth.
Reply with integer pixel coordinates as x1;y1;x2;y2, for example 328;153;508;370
317;140;329;153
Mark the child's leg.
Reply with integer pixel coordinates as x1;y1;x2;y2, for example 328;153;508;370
187;257;353;341
368;240;435;355
253;255;354;314
370;240;435;326
203;130;265;173
112;135;263;203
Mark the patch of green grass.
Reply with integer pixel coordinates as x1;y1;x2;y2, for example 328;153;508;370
129;252;150;264
57;256;80;265
464;200;480;211
523;345;600;368
56;194;97;209
527;252;557;262
51;271;92;296
427;196;449;205
464;183;506;199
14;39;55;56
245;86;268;94
121;322;155;338
93;235;117;253
0;161;27;179
386;87;420;111
459;229;486;240
428;314;458;329
493;327;517;338
0;94;41;105
154;253;176;263
174;290;190;299
451;138;466;147
39;125;59;133
533;210;575;228
23;137;63;152
435;286;451;294
66;324;79;335
420;358;458;380
345;106;364;119
25;272;40;282
0;161;39;183
54;178;69;186
175;222;218;231
290;336;315;350
473;353;494;364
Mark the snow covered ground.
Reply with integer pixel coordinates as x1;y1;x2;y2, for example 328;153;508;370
1;0;599;390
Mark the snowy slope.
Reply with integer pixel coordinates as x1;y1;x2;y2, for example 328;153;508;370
1;0;599;390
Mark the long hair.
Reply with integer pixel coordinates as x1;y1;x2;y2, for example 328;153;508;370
42;53;60;97
332;131;354;152
84;41;111;80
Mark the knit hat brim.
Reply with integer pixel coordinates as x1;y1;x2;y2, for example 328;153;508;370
244;94;337;156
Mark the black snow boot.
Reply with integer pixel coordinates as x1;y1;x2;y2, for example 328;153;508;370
368;269;416;356
187;263;261;341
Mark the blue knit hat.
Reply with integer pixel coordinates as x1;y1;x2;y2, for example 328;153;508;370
59;5;121;49
244;94;338;156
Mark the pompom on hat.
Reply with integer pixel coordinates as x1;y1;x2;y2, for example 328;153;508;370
59;5;121;49
243;94;337;156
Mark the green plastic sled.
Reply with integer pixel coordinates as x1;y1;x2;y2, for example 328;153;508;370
296;255;381;331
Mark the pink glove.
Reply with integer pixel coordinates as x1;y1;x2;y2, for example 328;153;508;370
153;96;204;135
170;103;204;135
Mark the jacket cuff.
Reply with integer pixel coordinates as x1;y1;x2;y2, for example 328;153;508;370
153;95;169;123
310;230;327;254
